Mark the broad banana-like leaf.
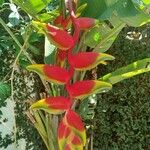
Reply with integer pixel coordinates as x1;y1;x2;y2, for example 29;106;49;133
13;0;51;16
69;52;115;70
75;17;98;30
67;80;112;99
79;0;150;27
100;58;150;85
84;16;125;52
32;21;74;50
58;110;86;150
30;96;71;114
27;64;70;84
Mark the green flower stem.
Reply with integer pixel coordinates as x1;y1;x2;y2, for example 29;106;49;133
77;31;87;52
33;110;47;137
45;114;56;150
34;124;50;150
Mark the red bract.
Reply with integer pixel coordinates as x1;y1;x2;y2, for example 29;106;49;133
67;80;95;99
58;110;86;150
65;110;85;131
32;21;74;50
46;24;74;50
69;52;115;70
27;64;70;84
65;145;71;150
54;15;63;25
30;96;71;114
56;49;68;66
69;52;99;70
54;15;71;29
75;17;97;30
67;80;112;99
72;135;82;145
58;120;71;139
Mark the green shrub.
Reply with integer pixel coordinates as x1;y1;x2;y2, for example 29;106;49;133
94;25;150;150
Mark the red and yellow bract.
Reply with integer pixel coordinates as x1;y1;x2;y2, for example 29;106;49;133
32;21;74;50
67;80;112;99
30;96;72;114
69;52;114;70
27;64;71;84
58;110;86;150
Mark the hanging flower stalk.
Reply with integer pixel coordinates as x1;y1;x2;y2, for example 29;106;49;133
27;0;114;149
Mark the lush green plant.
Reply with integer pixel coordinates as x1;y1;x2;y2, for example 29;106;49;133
0;0;150;149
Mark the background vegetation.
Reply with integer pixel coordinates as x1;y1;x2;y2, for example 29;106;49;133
94;25;150;150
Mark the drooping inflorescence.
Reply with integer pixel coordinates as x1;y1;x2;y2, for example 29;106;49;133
27;0;113;149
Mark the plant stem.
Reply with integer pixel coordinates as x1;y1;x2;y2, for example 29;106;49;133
0;17;22;48
45;114;55;150
0;17;35;64
11;35;30;149
90;129;94;150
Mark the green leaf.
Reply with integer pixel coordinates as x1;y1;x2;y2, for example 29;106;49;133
78;95;97;120
0;82;11;102
100;58;150;85
0;0;4;6
84;16;125;52
44;37;56;64
76;3;87;16
79;0;150;26
37;8;59;22
131;0;150;13
79;0;107;18
13;0;51;17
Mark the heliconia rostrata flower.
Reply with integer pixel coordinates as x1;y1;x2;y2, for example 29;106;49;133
28;0;113;149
